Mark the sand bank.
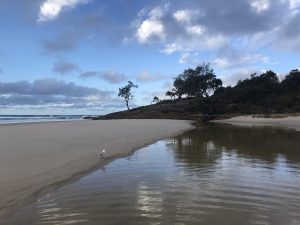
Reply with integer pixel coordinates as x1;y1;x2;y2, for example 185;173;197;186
0;119;193;219
212;116;300;131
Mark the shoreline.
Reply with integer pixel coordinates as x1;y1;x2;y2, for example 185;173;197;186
0;119;194;221
0;119;84;126
211;115;300;131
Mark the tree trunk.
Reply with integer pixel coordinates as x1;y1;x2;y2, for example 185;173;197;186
126;100;130;110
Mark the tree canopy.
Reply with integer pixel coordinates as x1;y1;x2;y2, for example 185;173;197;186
167;63;222;99
210;69;300;114
164;63;300;115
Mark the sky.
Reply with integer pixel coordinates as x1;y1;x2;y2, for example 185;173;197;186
0;0;300;115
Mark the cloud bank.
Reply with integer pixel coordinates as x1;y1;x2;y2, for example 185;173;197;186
133;0;300;67
0;78;120;110
52;60;128;84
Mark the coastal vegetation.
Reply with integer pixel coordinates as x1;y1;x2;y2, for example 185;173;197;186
164;63;300;115
101;63;300;121
166;63;222;99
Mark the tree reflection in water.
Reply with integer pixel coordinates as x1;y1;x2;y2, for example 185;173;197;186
168;123;300;167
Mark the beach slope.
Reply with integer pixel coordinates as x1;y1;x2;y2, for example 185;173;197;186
211;116;300;131
0;119;193;219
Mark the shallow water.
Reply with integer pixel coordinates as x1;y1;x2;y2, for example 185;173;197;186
3;124;300;225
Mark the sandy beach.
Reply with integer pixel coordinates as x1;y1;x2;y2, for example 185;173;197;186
0;119;193;219
212;116;300;131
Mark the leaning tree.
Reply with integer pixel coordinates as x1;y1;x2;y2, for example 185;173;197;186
118;81;138;110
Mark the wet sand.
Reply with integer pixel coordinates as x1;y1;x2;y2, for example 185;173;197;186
212;116;300;131
0;119;193;219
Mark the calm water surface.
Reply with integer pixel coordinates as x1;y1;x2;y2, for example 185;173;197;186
0;115;86;124
4;124;300;225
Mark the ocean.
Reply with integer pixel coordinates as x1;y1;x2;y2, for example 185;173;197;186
0;115;90;124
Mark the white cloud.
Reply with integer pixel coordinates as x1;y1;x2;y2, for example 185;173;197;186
250;0;270;13
135;5;169;44
173;9;196;23
161;33;226;56
220;68;261;86
213;52;270;69
213;57;231;68
179;52;200;64
135;4;228;57
287;0;300;9
162;42;183;54
179;53;190;64
38;0;89;22
149;6;165;19
204;35;227;49
136;19;165;43
186;25;205;36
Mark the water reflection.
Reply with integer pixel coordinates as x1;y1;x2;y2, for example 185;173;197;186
37;196;89;225
137;184;163;219
3;124;300;225
170;124;300;166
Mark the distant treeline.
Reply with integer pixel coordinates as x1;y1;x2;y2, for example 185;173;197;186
165;63;300;114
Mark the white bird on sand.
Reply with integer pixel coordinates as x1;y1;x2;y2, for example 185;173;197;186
97;149;106;159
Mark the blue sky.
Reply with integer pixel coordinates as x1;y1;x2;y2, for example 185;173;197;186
0;0;299;115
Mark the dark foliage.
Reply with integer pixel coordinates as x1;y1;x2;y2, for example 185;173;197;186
200;69;300;114
169;63;222;99
166;64;300;115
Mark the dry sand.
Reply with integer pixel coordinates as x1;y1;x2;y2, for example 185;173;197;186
0;119;193;219
212;116;300;131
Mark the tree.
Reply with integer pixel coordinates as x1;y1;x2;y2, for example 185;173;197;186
171;63;222;99
281;69;300;92
183;63;222;97
166;91;176;100
153;96;159;103
118;81;138;110
173;76;185;99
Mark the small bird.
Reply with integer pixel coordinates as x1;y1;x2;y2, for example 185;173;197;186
97;149;106;159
